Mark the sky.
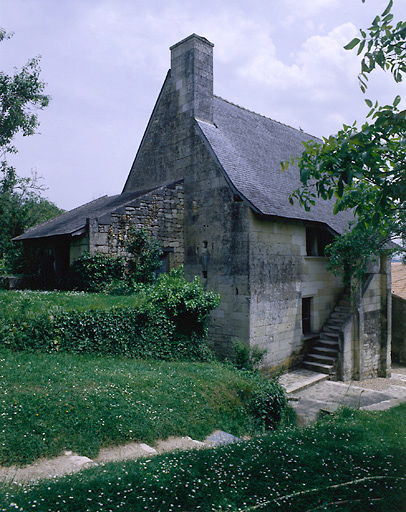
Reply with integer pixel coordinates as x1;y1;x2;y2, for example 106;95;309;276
1;0;404;211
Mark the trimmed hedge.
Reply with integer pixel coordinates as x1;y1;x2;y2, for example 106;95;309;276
0;268;221;361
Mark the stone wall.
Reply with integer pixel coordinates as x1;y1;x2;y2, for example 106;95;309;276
184;145;251;357
339;257;391;380
392;294;406;363
87;183;184;271
69;234;89;264
248;212;344;369
122;37;252;358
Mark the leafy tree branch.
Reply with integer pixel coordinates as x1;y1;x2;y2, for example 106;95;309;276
287;1;406;284
0;28;60;273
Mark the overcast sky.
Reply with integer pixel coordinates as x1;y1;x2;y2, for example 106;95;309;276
1;0;404;211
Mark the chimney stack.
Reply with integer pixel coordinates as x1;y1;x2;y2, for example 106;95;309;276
170;34;214;124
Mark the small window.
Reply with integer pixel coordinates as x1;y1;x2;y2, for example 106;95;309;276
302;297;312;335
306;228;318;256
306;227;334;256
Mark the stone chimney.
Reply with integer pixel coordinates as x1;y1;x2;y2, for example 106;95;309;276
170;34;214;124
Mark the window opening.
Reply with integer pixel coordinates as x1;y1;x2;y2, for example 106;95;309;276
302;297;312;335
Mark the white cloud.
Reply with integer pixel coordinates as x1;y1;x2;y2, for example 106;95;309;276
238;22;358;92
1;0;403;209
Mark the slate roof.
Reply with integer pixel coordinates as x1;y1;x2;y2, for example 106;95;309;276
14;188;158;241
197;96;354;235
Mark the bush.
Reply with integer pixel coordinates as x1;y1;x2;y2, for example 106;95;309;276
148;267;221;337
65;229;163;292
67;252;126;292
249;378;288;430
232;339;266;371
0;268;221;362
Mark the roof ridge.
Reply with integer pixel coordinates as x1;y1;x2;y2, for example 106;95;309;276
213;95;318;140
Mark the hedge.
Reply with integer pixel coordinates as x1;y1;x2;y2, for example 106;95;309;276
0;268;221;361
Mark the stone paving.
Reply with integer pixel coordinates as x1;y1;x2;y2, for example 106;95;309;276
0;430;242;483
279;367;406;425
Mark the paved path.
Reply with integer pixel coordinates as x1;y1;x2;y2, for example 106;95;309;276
0;430;242;484
279;368;406;425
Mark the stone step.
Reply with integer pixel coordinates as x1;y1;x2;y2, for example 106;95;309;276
324;324;341;333
334;306;351;314
306;353;337;365
312;346;338;357
302;361;334;375
319;331;339;341
318;338;339;349
331;311;349;320
326;318;345;327
338;299;351;307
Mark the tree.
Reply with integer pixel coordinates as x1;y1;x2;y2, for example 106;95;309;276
288;1;406;285
0;29;50;156
0;169;62;273
0;28;59;273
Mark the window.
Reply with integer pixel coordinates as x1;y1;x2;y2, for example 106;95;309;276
302;297;312;335
306;227;334;256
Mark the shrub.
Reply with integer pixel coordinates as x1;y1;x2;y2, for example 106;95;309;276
148;267;221;337
232;339;266;371
67;252;126;292
0;268;221;362
249;378;288;430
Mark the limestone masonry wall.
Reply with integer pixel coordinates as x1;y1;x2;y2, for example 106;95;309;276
88;183;184;271
248;212;343;369
340;257;391;380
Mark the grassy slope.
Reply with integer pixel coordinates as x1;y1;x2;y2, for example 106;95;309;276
0;405;405;511
0;348;259;466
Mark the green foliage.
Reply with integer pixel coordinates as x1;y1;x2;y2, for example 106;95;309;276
0;268;221;361
0;30;58;273
2;399;404;511
147;266;221;337
0;349;261;467
249;378;288;430
66;229;164;291
0;170;63;273
232;339;266;371
344;0;406;91
0;33;50;154
287;2;406;284
68;251;126;292
126;227;163;284
325;224;391;287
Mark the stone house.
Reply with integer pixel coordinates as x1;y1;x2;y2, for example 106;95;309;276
15;34;391;380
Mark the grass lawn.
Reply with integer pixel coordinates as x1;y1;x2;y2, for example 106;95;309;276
0;348;262;466
0;405;404;511
0;290;140;321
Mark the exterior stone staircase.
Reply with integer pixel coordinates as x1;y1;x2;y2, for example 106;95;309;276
302;294;351;378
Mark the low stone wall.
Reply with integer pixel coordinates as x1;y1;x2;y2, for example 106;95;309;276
392;294;406;363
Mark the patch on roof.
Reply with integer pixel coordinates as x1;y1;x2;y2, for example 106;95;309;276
196;96;353;234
